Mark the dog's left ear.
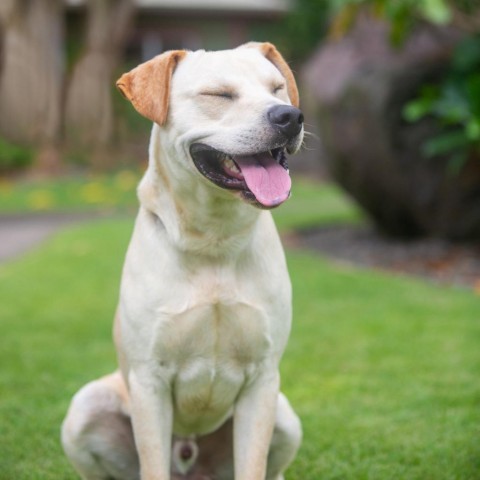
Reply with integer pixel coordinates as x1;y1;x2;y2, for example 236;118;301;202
240;42;299;108
116;50;187;126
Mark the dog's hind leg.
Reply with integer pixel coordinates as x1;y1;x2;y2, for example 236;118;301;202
62;377;300;480
61;371;140;480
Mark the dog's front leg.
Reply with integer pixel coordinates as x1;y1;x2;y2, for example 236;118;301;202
129;369;173;480
234;370;280;480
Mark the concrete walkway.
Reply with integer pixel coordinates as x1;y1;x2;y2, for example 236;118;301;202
0;213;95;262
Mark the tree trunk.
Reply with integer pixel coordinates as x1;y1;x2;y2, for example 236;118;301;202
0;0;63;148
64;0;134;150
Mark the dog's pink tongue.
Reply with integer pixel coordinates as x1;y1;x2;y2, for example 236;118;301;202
233;152;291;208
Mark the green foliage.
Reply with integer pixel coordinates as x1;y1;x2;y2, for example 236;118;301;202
380;0;451;45
0;138;33;173
403;34;480;171
418;0;452;24
281;0;471;59
273;0;330;59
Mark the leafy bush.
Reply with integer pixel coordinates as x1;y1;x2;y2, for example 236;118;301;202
0;138;33;173
403;34;480;171
280;0;474;59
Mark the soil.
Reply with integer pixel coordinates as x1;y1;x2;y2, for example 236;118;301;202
292;224;480;291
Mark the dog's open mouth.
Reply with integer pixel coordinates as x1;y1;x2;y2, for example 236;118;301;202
190;143;291;208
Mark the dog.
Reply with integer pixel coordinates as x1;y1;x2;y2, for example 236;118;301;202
62;42;304;480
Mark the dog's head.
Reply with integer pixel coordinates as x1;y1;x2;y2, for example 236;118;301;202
117;43;304;209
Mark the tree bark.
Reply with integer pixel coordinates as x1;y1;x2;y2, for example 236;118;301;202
64;0;134;149
0;0;63;147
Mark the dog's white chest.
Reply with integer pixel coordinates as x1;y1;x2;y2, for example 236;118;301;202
152;298;271;434
121;211;292;435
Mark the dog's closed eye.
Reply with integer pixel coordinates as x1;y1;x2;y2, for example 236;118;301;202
273;84;285;94
201;90;236;100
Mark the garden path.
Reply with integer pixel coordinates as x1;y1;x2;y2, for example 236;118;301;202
0;213;95;262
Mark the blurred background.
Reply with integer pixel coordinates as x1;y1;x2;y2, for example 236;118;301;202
2;2;480;479
1;0;480;283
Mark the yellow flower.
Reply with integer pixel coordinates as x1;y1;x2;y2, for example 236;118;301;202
114;170;139;192
0;179;13;195
28;190;55;210
80;182;109;204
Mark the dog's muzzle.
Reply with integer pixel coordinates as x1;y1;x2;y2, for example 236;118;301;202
190;144;294;209
190;107;304;209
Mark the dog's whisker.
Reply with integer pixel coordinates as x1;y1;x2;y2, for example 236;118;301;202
302;130;319;140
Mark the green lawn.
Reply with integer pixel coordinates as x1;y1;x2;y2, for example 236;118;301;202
0;187;479;479
0;172;361;230
0;169;141;213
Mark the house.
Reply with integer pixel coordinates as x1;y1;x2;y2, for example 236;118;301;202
67;0;292;62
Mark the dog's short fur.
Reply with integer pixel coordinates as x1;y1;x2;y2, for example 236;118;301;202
62;42;304;480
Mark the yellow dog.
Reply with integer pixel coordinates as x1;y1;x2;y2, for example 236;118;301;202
62;42;304;480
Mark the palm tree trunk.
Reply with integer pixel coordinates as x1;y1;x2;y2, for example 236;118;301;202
64;0;134;150
0;0;63;147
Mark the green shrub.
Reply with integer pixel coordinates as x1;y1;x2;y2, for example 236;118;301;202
0;138;33;173
403;34;480;172
277;0;462;60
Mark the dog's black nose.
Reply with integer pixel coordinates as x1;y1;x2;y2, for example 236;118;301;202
267;105;304;138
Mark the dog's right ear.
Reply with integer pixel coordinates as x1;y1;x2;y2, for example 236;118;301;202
116;50;187;126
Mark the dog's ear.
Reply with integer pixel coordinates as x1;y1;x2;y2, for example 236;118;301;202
240;42;299;108
116;50;187;126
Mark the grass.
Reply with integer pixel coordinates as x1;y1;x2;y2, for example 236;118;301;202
0;172;361;230
274;180;362;231
0;169;141;213
1;185;479;479
286;254;480;479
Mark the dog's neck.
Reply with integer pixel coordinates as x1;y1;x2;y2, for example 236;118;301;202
137;126;263;257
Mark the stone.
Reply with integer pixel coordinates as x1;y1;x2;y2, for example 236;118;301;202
303;16;480;240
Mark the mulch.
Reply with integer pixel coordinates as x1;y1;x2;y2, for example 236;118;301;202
290;224;480;291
